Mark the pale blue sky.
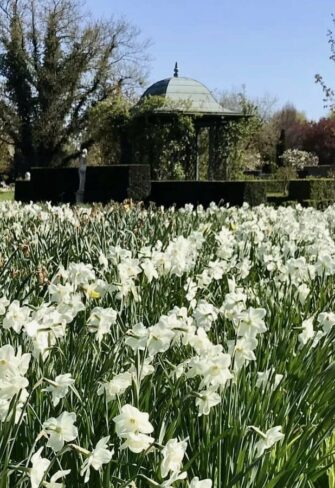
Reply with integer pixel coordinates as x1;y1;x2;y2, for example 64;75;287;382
87;0;335;120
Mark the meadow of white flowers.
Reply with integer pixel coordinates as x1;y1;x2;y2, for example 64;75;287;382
1;200;335;487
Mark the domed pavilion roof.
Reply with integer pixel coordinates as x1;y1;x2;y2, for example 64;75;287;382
141;63;240;116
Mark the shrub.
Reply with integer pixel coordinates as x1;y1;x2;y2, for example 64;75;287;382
280;149;319;170
288;178;335;202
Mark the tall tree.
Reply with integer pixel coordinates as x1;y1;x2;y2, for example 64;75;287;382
0;0;148;171
301;118;335;164
270;103;307;149
315;14;335;113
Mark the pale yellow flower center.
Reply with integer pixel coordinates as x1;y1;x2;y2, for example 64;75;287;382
210;365;220;376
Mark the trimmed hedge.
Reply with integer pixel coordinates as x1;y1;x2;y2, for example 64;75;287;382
84;165;151;203
14;171;335;208
262;179;287;194
24;168;77;203
298;165;335;178
288;179;335;202
239;179;287;195
266;195;290;206
14;165;151;203
15;181;32;203
148;181;267;207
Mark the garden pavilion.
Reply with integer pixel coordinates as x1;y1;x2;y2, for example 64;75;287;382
131;63;246;179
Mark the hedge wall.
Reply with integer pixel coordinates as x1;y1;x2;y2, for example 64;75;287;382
288;179;335;202
148;181;267;207
25;168;77;203
15;181;32;203
262;179;287;194
298;165;335;178
14;170;335;207
15;165;151;203
84;165;151;203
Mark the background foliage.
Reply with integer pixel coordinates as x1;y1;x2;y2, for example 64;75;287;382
0;0;148;173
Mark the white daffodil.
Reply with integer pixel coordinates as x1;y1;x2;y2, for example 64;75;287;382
120;432;155;453
87;307;118;342
236;307;267;339
141;259;158;282
0;388;28;423
128;358;155;382
253;425;285;457
256;369;283;390
113;404;155;453
29;447;50;488
297;283;310;305
57;293;85;321
80;436;114;483
317;311;335;334
195;389;221;416
0;344;31;378
161;438;187;478
184;278;198;308
98;252;108;270
44;374;75;406
43;469;71;488
66;262;96;287
189;477;213;488
200;353;233;389
193;300;218;331
161;470;187;487
43;411;78;452
298;317;315;345
48;282;75;304
0;374;29;400
113;404;154;436
0;344;30;423
0;296;9;315
125;323;149;352
147;324;175;356
118;258;142;283
2;300;31;333
97;371;132;402
229;337;258;371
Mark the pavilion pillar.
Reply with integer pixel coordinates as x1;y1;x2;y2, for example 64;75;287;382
195;126;201;180
208;124;216;180
220;122;230;180
120;129;132;165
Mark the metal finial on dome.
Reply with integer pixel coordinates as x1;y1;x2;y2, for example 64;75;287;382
174;62;179;77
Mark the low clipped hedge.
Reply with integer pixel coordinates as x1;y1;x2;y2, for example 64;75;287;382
84;165;151;203
15;165;151;203
14;170;335;207
13;177;286;207
148;181;267;207
237;179;287;195
288;179;335;202
24;168;77;203
15;181;32;203
301;200;335;209
262;179;287;194
299;165;335;178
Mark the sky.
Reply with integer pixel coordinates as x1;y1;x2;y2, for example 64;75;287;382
86;0;335;121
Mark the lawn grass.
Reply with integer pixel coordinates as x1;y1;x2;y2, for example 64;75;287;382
0;190;14;201
266;192;288;197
